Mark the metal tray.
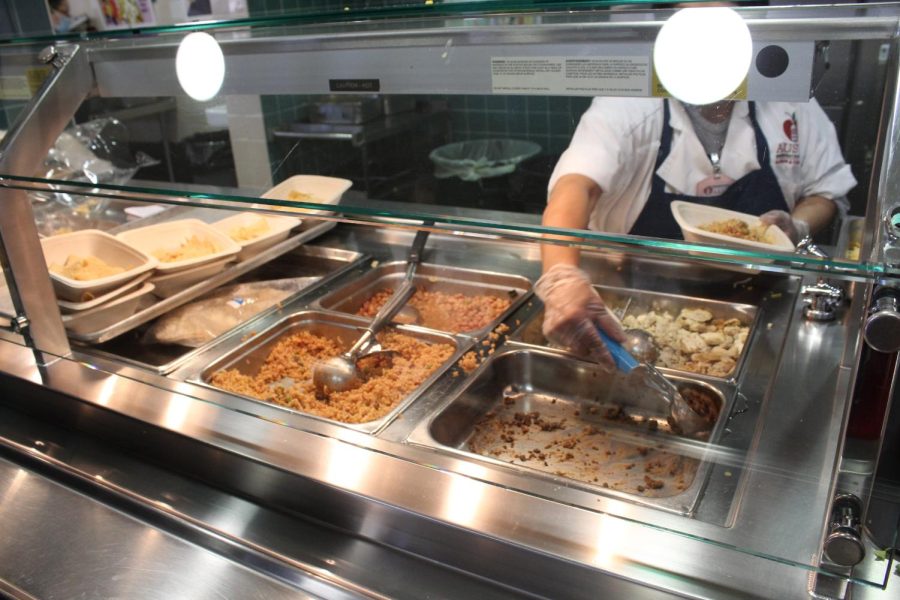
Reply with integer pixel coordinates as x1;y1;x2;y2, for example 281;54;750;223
315;262;532;337
510;285;758;381
196;310;464;435
67;219;336;344
76;245;367;375
408;347;733;516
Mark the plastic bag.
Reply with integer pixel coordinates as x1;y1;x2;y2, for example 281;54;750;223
143;278;319;347
31;118;159;234
429;139;541;181
40;117;157;186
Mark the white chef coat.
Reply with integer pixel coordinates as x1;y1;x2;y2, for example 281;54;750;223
548;97;857;234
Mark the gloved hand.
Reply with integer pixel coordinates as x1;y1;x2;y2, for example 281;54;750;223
534;264;626;368
759;210;810;244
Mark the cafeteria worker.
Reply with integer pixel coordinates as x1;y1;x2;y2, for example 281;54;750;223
535;92;857;366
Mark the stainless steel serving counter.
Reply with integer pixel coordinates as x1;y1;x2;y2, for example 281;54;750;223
0;221;880;599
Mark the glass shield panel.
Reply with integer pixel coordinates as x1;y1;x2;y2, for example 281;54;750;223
0;3;896;277
0;4;898;592
0;1;771;45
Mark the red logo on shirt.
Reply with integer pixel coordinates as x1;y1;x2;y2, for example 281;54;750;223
782;117;798;142
776;113;800;166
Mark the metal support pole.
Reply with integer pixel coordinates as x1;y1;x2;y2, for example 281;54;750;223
0;44;94;357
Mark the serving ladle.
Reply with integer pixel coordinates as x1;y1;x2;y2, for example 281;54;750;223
597;328;711;437
313;228;430;398
622;328;659;364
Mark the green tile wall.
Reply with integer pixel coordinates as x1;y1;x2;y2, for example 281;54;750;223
249;1;592;207
261;94;321;179
262;92;590;179
441;93;589;155
249;1;592;173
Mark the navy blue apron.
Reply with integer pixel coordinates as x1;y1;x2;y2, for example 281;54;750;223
629;100;790;239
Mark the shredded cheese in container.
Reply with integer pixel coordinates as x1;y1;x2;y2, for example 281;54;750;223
152;235;219;263
50;255;124;280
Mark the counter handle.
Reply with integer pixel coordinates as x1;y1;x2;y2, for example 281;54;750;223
865;286;900;353
823;493;865;567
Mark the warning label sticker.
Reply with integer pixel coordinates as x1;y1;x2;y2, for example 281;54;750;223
491;56;650;96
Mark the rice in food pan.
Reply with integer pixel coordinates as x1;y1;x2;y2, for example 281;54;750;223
210;329;454;423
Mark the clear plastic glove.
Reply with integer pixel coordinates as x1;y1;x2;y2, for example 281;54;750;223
759;210;810;244
534;264;626;367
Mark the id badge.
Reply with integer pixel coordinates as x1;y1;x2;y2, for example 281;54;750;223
696;174;735;197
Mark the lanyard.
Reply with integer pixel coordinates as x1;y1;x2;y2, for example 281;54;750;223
709;152;722;178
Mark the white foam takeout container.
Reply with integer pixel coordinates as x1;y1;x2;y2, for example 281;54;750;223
211;212;302;261
61;282;155;335
116;219;240;274
57;271;153;313
41;229;158;302
670;201;795;253
148;257;235;298
261;175;352;216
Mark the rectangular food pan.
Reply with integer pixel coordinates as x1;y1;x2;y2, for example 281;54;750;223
509;285;758;381
196;310;462;434
315;262;532;337
408;347;733;516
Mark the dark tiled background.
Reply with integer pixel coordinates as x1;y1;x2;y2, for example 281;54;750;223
262;93;588;159
250;0;590;206
263;92;586;212
248;0;591;150
438;93;589;156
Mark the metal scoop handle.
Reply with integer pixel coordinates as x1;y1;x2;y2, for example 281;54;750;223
405;225;431;280
596;329;640;373
347;226;431;360
345;277;416;362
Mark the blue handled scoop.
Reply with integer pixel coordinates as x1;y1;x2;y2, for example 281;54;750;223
596;328;710;437
598;328;642;373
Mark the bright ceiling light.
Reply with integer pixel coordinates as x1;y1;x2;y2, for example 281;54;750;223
653;7;752;105
176;32;225;101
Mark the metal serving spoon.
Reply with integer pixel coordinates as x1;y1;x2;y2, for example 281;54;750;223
313;228;430;398
622;328;659;364
596;328;710;437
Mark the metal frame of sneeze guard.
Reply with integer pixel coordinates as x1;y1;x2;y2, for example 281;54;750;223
0;44;93;358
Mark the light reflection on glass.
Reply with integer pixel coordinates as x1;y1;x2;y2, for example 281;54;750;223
176;32;226;101
0;467;29;505
591;514;630;570
96;377;118;407
441;463;488;527
162;395;193;430
325;442;371;490
207;496;258;538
